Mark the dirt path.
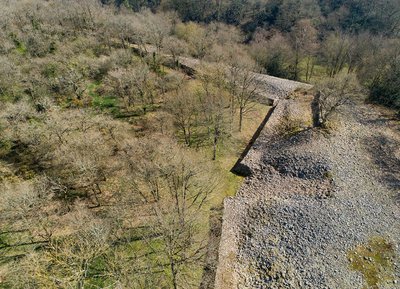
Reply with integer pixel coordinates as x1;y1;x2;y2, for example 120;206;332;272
215;102;400;288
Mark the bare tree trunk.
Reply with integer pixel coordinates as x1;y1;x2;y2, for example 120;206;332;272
217;0;221;22
238;106;243;132
311;92;322;127
230;95;235;133
306;56;313;82
170;257;178;289
212;128;218;161
294;49;300;80
310;61;315;81
183;126;189;146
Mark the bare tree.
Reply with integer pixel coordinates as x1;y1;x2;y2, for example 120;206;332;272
0;57;21;100
166;88;200;146
0;178;54;253
109;14;137;50
134;140;215;288
174;22;214;59
57;67;87;102
105;62;157;109
290;19;319;81
249;29;294;78
105;67;138;107
10;211;111;289
135;10;172;54
225;47;259;132
312;73;363;127
322;33;351;78
0;102;124;206
164;36;189;66
196;64;230;160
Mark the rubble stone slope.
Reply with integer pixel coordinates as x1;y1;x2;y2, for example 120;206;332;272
215;102;400;289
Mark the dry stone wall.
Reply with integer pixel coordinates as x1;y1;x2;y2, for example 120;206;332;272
215;91;312;289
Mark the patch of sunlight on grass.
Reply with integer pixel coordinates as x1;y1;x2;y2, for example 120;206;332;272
298;58;327;83
210;103;271;205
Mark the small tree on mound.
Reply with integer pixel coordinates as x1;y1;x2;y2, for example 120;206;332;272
312;74;363;127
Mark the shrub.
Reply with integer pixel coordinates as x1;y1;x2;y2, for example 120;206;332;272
369;58;400;111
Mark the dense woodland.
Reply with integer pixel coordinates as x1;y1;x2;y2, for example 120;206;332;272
0;0;399;288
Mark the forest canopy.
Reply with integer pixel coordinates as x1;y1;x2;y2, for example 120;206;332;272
101;0;400;108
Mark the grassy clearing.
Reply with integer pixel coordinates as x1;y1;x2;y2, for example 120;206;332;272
204;102;270;204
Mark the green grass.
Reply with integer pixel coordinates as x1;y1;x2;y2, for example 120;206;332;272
298;58;331;83
0;139;12;158
348;236;397;288
88;81;119;110
14;41;27;55
92;95;117;109
206;103;271;207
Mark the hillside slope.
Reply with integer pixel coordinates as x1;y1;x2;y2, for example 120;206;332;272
215;101;400;288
